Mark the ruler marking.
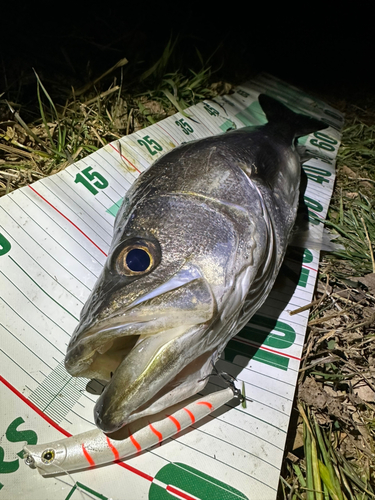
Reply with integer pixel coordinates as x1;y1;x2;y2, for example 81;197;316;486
42;178;113;243
168;434;277;490
50;175;114;231
3;197;101;277
109;143;141;174
92;149;138;190
156;123;179;145
27;185;108;257
0;323;54;370
0;268;72;336
63;166;128;221
0;296;65;355
8;256;80;319
188;424;280;471
0;219;92;293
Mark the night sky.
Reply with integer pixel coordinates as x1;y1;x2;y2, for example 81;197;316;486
1;3;374;106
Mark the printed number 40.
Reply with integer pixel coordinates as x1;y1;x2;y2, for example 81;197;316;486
74;167;109;195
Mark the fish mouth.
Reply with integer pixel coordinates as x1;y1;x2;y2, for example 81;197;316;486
65;266;216;433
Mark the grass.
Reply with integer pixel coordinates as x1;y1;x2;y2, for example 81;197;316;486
280;104;375;498
1;38;375;499
0;40;226;195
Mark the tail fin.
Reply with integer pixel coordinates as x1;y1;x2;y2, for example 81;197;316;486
258;94;328;142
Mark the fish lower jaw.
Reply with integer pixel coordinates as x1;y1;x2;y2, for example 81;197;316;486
96;344;217;433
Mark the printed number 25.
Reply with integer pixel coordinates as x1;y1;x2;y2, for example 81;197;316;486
137;135;163;156
74;167;109;195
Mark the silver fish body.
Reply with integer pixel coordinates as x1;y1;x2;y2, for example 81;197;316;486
65;94;327;433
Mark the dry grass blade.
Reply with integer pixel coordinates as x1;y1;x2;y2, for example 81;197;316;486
75;58;128;97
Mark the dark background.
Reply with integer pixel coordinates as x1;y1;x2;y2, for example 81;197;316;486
1;3;374;109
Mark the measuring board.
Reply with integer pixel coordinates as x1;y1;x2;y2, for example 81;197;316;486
0;74;344;500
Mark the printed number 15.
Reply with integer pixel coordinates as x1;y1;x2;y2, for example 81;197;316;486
74;167;109;195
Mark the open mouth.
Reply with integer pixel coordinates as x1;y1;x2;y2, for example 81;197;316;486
65;266;216;433
66;322;214;433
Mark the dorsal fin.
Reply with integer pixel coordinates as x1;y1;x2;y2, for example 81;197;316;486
258;94;328;142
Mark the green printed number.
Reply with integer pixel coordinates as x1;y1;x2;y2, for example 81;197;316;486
225;316;296;371
137;135;163;156
310;131;338;152
303;165;332;185
0;417;38;476
0;233;11;256
304;195;324;226
298;249;314;288
150;462;248;500
203;102;219;116
175;118;194;135
74;167;109;195
237;89;249;98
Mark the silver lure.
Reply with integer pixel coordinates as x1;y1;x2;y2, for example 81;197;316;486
24;386;238;476
65;94;328;433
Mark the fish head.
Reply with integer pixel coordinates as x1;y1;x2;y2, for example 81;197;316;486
65;190;248;433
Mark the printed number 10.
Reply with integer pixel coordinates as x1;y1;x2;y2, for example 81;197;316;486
74;167;109;195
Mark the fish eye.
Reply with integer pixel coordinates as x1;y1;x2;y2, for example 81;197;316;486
114;238;160;277
126;248;151;272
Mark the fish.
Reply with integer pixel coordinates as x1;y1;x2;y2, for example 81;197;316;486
64;94;328;433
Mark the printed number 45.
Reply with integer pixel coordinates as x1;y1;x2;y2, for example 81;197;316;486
137;135;163;156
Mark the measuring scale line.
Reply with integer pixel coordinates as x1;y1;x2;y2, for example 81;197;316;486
0;296;66;356
302;263;317;273
0;374;216;500
187;421;280;471
48;175;114;233
0;375;71;437
109;143;141;174
232;336;301;361
15;190;105;272
0;323;54;373
62;166;131;224
156;123;179;145
192;106;218;135
84;151;135;200
9;255;81;319
41;179;113;245
0;268;72;337
28;185;108;257
0;216;94;292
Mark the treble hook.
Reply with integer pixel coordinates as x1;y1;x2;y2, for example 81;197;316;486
199;363;250;403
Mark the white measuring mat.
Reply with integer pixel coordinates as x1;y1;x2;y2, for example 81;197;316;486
0;74;344;500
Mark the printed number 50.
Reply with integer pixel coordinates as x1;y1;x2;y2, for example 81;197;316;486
74;167;109;195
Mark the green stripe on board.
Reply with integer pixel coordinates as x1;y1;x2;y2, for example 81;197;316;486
106;198;124;217
9;256;79;321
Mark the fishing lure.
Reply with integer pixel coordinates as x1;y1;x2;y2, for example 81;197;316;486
23;385;240;477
